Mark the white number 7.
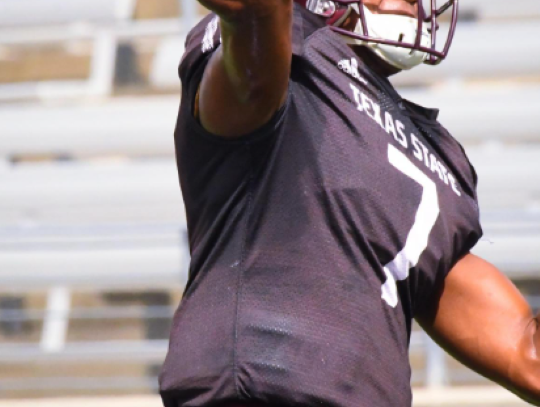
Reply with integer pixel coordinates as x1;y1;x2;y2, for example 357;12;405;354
381;145;440;308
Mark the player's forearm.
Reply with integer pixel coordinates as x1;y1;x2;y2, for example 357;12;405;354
220;12;292;105
198;0;292;104
196;0;292;136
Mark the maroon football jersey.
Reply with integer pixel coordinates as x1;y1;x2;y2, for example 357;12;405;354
160;5;482;407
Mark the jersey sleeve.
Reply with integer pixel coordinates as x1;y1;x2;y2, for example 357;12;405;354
412;135;484;316
454;143;484;257
174;14;290;252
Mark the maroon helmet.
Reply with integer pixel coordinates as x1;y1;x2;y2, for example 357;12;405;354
294;0;459;67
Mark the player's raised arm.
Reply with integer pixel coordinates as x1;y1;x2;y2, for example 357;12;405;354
195;0;293;138
416;253;540;405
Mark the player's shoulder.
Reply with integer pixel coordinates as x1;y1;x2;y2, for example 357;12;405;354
185;13;220;55
179;14;221;83
426;108;480;191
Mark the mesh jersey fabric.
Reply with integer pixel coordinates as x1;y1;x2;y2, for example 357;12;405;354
159;5;483;407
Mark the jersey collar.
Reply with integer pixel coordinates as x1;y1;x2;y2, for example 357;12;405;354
292;3;327;56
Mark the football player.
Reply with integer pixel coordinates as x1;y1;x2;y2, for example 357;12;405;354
159;0;540;406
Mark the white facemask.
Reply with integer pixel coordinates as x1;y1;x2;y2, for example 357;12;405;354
340;6;431;70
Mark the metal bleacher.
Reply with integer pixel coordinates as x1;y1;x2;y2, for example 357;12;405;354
0;0;194;397
2;86;540;159
0;0;539;398
451;0;540;20
0;97;179;158
395;21;540;85
0;0;136;27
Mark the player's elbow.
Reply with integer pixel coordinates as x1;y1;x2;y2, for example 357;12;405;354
508;318;540;405
231;78;287;128
511;369;540;406
237;76;287;108
520;366;540;404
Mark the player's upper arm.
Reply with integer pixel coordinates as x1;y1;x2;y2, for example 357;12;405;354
416;253;540;405
196;0;293;138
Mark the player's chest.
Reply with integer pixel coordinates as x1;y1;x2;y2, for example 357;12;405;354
299;40;466;200
293;36;480;249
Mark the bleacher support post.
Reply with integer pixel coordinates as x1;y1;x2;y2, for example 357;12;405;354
180;0;197;30
425;332;448;388
40;286;71;353
88;29;117;98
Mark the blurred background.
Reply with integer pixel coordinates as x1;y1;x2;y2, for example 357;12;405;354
0;0;539;406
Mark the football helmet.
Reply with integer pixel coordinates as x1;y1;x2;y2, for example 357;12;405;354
294;0;458;70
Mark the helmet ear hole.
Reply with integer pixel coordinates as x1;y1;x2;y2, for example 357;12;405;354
398;33;404;43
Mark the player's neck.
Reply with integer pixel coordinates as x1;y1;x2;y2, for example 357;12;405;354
352;46;402;78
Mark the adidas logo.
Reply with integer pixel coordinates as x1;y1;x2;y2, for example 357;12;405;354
338;58;367;84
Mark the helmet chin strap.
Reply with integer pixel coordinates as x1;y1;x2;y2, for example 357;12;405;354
337;5;431;71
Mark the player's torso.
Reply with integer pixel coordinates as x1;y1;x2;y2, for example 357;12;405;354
245;26;480;311
160;16;481;407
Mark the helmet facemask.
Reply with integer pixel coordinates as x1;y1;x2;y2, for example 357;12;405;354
302;0;459;70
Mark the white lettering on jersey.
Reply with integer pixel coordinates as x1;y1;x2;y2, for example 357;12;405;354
350;83;363;112
411;133;424;162
381;144;440;307
348;83;462;197
418;138;430;166
338;58;368;84
430;154;443;181
438;162;449;185
395;120;408;148
352;90;385;130
448;173;462;196
361;93;373;116
371;101;385;130
384;111;397;139
411;133;459;195
202;16;219;53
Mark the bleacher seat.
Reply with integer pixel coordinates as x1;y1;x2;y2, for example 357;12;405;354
150;36;185;90
0;160;184;227
457;0;540;21
0;228;187;290
0;159;187;290
400;85;540;143
0;0;135;28
473;228;540;279
0;97;178;159
393;21;540;86
2;85;539;161
468;147;540;211
134;0;179;20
